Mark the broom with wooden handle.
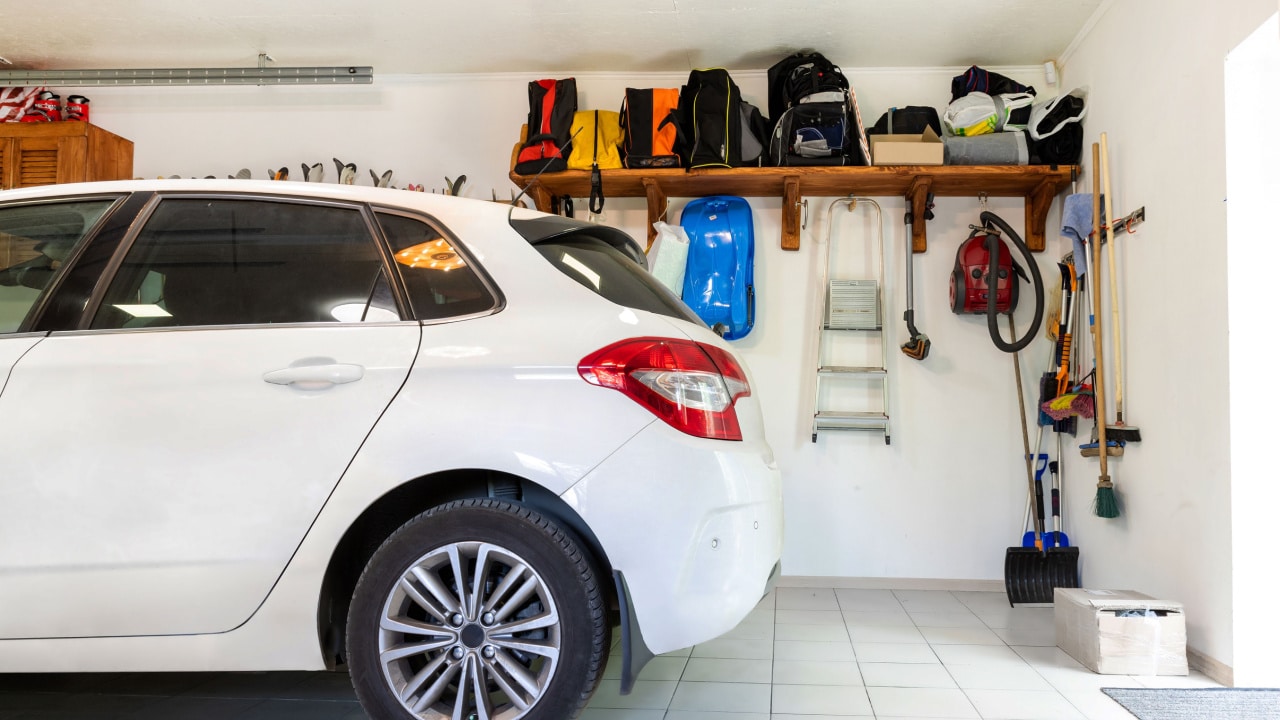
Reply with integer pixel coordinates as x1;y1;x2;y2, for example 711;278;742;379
1099;134;1142;443
1090;142;1119;518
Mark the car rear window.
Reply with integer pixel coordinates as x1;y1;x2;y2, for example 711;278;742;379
375;211;498;321
534;236;703;326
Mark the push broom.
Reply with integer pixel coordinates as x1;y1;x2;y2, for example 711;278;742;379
1099;133;1142;444
1090;142;1119;518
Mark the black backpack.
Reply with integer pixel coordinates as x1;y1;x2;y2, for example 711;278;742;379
766;52;869;166
767;53;843;125
514;78;577;175
677;69;769;169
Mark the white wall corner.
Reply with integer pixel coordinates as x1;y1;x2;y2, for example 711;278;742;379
1057;0;1116;68
1226;10;1280;689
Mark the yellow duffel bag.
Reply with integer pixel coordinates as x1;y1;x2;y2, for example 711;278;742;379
567;110;623;171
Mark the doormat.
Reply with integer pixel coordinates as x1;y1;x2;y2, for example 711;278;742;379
1102;688;1280;720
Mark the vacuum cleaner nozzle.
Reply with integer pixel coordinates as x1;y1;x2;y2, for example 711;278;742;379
901;334;930;361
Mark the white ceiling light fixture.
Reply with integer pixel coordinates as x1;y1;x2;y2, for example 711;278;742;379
0;54;372;86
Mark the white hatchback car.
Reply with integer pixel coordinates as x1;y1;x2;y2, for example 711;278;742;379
0;180;782;720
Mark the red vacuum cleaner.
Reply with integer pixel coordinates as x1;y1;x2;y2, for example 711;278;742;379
949;210;1042;353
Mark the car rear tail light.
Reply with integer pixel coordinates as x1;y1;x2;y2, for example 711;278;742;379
579;337;751;441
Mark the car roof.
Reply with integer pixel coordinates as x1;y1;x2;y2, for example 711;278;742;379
0;179;642;257
0;178;526;221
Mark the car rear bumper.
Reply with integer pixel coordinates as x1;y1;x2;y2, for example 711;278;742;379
561;421;783;656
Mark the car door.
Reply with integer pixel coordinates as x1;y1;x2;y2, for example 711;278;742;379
0;194;422;639
0;196;120;393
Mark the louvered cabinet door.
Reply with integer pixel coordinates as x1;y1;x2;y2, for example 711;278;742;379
0;139;8;189
11;135;85;188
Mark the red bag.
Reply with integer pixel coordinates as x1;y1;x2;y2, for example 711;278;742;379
514;78;577;175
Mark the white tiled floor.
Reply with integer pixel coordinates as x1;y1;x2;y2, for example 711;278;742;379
583;587;1222;720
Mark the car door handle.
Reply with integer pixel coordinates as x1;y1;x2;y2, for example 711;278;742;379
263;363;365;388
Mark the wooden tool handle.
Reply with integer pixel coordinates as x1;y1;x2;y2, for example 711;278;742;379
1011;315;1042;541
1091;143;1110;476
1100;133;1125;421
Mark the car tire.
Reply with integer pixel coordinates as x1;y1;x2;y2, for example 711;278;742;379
347;498;609;720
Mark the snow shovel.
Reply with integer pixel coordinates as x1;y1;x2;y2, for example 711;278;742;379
1020;453;1050;549
1046;440;1072;549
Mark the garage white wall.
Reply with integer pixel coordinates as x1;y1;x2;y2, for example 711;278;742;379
1226;12;1280;689
1058;0;1279;678
21;0;1276;684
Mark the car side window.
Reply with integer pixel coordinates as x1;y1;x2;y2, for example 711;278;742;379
376;212;496;321
91;198;398;329
0;199;116;333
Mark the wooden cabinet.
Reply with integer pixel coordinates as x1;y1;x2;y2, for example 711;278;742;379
0;122;133;190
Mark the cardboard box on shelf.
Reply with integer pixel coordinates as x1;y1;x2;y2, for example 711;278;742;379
1054;588;1188;676
868;126;944;166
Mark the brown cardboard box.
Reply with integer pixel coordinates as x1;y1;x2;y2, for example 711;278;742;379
1054;588;1188;675
868;126;944;165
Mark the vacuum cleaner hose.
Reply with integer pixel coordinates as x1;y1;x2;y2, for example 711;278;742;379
981;210;1043;353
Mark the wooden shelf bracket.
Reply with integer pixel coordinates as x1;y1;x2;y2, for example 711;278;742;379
642;178;668;249
906;176;933;253
1024;178;1058;253
781;176;802;251
527;185;553;216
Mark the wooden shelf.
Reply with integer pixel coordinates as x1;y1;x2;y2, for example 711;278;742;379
508;137;1075;253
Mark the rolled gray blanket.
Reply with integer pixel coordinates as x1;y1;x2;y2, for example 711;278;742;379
943;132;1028;165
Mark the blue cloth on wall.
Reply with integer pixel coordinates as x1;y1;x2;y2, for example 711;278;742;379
1061;192;1104;276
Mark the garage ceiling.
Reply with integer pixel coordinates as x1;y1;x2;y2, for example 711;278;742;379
0;0;1103;75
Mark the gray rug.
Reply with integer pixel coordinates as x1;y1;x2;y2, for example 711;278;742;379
1102;688;1280;720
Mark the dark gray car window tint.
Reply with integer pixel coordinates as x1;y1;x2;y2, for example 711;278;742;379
535;236;704;326
0;199;115;333
375;212;496;321
91;199;391;329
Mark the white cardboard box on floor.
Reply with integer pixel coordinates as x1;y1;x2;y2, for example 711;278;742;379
1054;588;1189;675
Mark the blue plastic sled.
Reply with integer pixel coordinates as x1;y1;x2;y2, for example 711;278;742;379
679;196;755;340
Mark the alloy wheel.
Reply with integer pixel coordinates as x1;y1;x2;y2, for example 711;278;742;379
377;541;561;720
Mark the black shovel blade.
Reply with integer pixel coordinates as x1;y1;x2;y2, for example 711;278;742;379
1004;546;1081;605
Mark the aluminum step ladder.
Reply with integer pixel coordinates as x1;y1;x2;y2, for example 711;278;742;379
811;197;890;444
